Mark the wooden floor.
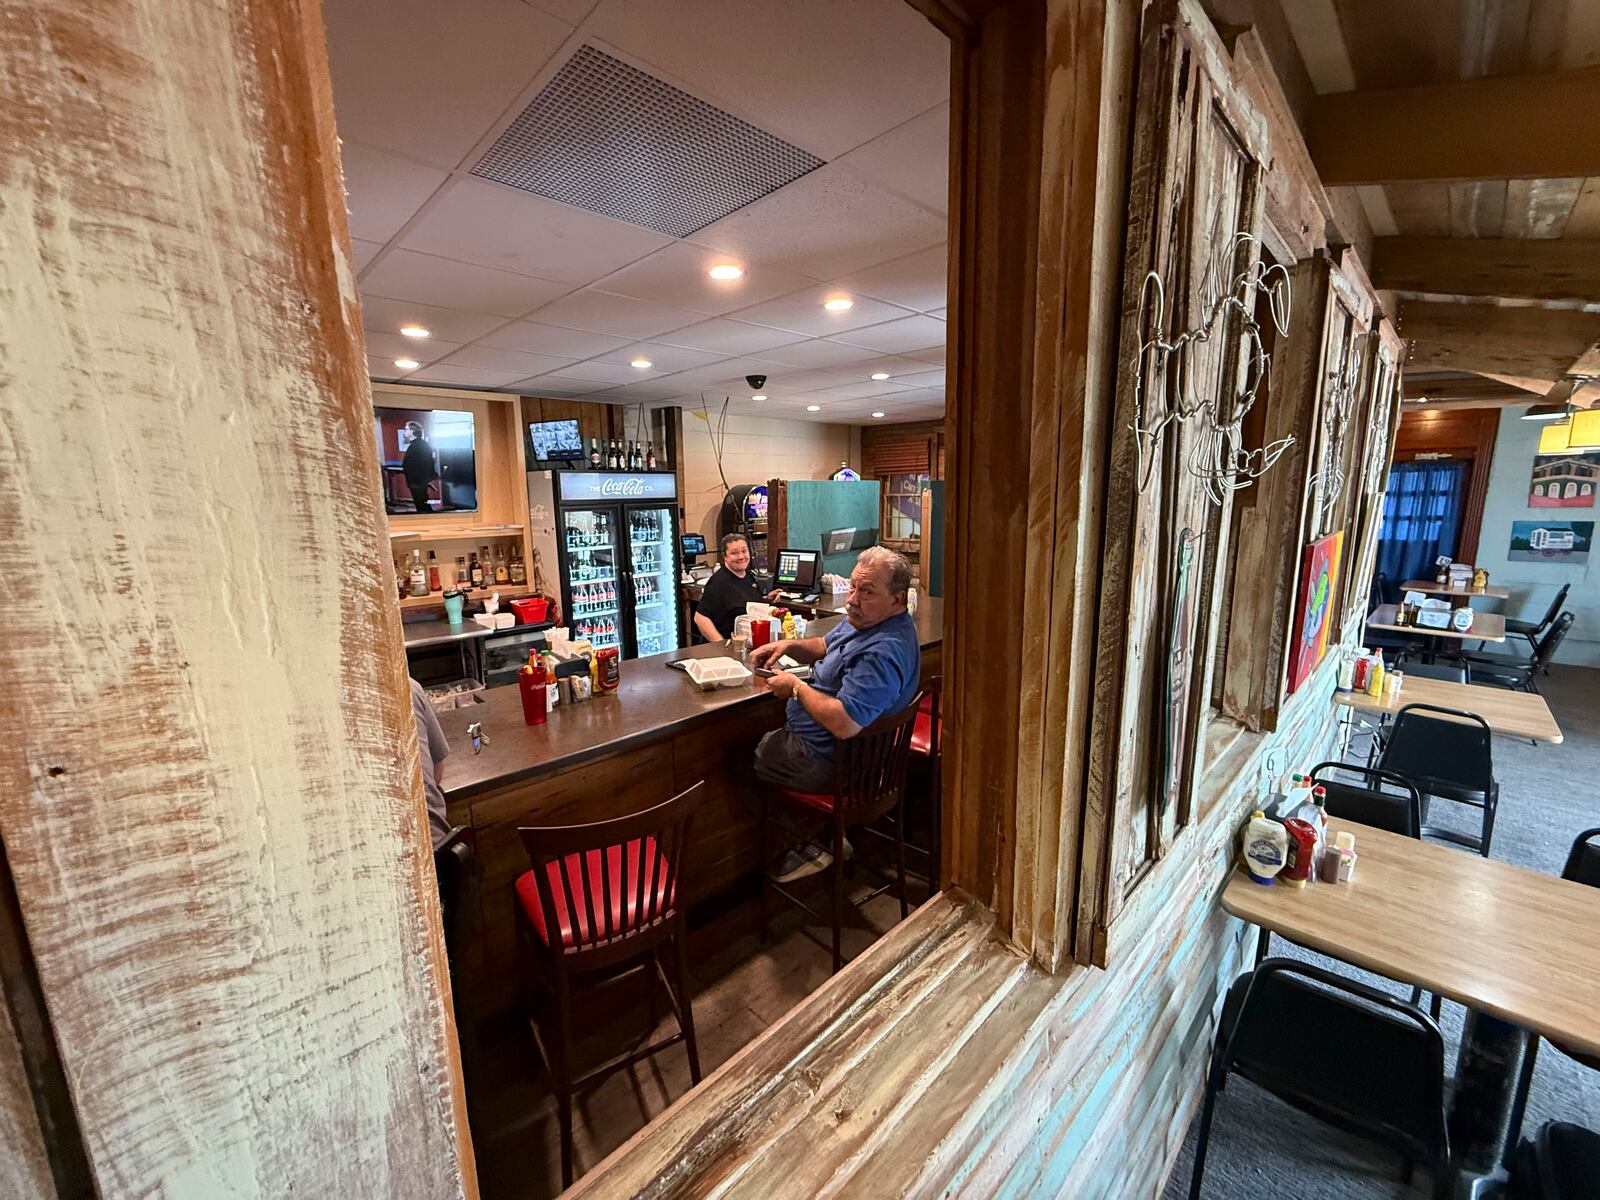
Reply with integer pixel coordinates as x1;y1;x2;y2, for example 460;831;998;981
467;870;919;1200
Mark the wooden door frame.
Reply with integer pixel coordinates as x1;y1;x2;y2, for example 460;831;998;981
1393;408;1500;563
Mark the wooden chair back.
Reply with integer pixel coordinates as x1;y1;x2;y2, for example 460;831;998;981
828;692;921;826
517;781;704;967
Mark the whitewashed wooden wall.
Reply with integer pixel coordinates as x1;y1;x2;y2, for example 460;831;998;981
0;0;473;1194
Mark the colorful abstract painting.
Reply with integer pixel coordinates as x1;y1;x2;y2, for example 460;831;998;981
1287;531;1344;696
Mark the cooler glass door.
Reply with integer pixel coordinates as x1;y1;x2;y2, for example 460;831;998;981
625;504;679;657
561;505;622;654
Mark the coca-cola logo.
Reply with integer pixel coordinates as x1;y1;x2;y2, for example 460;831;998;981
598;477;647;498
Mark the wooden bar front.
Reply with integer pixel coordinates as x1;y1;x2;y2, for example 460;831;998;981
437;602;944;1021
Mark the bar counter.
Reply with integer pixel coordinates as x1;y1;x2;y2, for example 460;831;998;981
438;598;943;1022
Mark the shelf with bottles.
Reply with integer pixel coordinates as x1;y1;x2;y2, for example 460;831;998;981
398;539;529;603
396;584;538;611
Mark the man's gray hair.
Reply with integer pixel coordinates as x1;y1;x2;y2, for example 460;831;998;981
856;545;913;599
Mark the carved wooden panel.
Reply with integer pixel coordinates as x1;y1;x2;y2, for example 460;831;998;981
1084;0;1269;943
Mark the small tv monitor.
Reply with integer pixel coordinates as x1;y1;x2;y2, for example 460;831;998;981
774;548;820;590
823;527;856;555
681;533;707;557
528;418;584;461
375;406;478;515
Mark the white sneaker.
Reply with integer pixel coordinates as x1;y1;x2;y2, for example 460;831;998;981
774;844;833;882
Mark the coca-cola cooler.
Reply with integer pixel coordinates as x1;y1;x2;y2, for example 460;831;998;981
547;470;683;660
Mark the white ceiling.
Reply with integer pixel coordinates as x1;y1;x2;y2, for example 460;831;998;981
323;0;950;425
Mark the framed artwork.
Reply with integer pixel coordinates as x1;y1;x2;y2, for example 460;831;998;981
1508;520;1592;564
1286;531;1344;696
1529;451;1599;508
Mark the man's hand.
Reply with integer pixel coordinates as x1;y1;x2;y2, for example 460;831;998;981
749;639;788;669
765;671;801;700
764;588;785;601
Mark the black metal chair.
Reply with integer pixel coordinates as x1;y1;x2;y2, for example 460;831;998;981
434;825;478;969
1501;582;1569;656
1459;612;1574;693
1309;762;1423;837
1188;959;1454;1199
1395;655;1467;684
1502;829;1600;1169
1378;703;1499;857
1510;1122;1600;1199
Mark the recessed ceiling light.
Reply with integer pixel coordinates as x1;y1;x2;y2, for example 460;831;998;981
399;324;430;339
751;394;767;401
822;296;853;312
871;411;886;419
806;404;821;412
394;358;420;370
707;264;743;280
630;358;653;370
870;372;891;381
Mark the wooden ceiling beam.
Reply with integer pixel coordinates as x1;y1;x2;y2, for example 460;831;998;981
1404;341;1572;381
1402;376;1543;403
1307;66;1600;184
1372;236;1600;302
1397;301;1600;357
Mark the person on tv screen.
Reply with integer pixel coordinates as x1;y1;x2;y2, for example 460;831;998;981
401;419;437;512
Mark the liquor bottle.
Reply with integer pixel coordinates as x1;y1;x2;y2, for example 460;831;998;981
630;442;641;470
589;437;602;470
646;442;656;470
426;550;441;592
509;547;526;585
408;550;428;598
607;440;620;470
493;546;509;584
469;552;484;590
455;556;469;587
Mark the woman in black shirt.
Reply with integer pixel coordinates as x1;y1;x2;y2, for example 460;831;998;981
693;534;781;641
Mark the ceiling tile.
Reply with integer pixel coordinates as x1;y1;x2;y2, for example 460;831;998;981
359;295;507;343
337;142;450;241
906;344;945;365
523;288;704;339
514;371;614;394
895;368;946;387
753;340;880;369
366;355;403;382
477;320;632;358
585;0;948;160
831;314;948;354
350;238;384;271
730;285;915;337
832;104;950;217
522;0;599;24
526;359;655;386
433;346;576;376
927;306;946;319
407;364;531;389
833;244;948;313
652;317;806;356
363;249;572;317
589;382;682;403
590;341;730;373
322;0;573;169
775;365;873;390
361;331;463;363
694;164;946;280
821;379;917;399
401;177;674;284
592;241;819;316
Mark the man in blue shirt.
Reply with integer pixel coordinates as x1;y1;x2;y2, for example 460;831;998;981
750;546;921;879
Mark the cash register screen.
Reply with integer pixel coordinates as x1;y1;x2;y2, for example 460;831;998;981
774;548;819;589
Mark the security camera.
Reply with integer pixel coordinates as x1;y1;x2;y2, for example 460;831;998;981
746;374;767;390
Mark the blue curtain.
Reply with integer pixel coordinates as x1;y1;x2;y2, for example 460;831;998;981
1373;459;1468;604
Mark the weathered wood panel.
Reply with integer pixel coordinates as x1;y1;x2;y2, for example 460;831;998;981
0;999;52;1200
0;0;471;1194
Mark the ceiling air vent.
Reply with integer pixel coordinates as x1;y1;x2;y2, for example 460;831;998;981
472;45;823;238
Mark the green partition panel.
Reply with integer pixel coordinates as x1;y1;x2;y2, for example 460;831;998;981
783;480;880;578
925;480;944;597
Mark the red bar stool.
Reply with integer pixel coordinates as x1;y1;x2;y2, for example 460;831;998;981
909;675;943;894
758;695;921;974
514;782;704;1188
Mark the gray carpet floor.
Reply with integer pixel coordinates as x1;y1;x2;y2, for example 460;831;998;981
1164;664;1600;1200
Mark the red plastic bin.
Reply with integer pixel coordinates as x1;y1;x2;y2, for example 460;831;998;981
509;596;550;625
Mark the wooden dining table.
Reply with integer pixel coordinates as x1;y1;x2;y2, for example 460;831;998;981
1223;818;1600;1186
1333;676;1563;743
1400;579;1513;601
1368;603;1506;643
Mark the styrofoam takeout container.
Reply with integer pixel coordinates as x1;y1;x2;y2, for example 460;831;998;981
683;658;753;691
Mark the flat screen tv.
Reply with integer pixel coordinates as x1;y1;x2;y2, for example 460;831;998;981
528;418;584;462
374;406;478;515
